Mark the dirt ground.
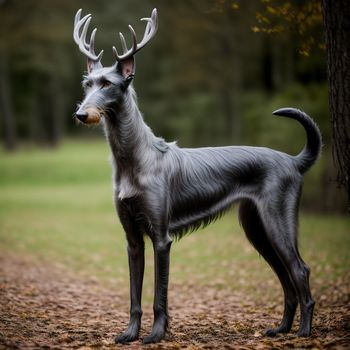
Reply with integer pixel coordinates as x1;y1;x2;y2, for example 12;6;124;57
0;253;349;350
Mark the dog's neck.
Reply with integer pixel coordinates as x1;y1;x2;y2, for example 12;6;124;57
103;86;155;170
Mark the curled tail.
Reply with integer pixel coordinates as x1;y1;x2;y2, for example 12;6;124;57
273;108;322;174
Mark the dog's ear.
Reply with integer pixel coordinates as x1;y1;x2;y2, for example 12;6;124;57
87;59;103;74
117;57;135;88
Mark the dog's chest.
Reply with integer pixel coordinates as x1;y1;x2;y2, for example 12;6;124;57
116;175;140;200
111;152;166;200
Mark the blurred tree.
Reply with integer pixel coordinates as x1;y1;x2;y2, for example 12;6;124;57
152;0;267;145
224;0;349;210
0;0;344;212
0;0;152;146
0;0;21;150
210;0;346;212
322;0;350;212
0;0;78;146
251;0;324;56
251;0;350;210
0;47;17;150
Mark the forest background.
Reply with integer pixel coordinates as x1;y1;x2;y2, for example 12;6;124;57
0;0;347;212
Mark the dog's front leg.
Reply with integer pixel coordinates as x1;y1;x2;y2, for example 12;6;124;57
115;201;145;344
143;233;172;344
115;240;144;344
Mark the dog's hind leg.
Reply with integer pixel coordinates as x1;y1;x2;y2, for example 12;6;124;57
239;199;298;336
257;189;315;337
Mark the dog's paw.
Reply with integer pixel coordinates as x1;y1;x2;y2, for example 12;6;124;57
143;313;168;344
143;332;165;344
115;331;139;344
265;328;279;337
297;328;311;337
265;325;290;337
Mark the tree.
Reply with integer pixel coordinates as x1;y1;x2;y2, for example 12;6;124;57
322;0;350;212
230;0;349;210
0;0;75;148
0;48;17;150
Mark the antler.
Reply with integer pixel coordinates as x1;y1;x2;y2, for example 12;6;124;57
73;9;103;65
113;8;158;62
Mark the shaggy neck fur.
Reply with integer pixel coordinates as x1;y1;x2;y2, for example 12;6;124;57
103;87;156;171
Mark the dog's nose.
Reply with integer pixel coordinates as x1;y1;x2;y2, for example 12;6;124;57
76;111;88;123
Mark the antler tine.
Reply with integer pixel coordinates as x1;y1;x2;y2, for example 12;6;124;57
90;28;98;56
112;25;137;61
113;8;158;62
74;9;82;27
73;13;90;45
141;19;152;38
150;8;158;32
141;8;158;39
119;32;128;53
112;46;120;59
73;9;103;62
128;25;138;54
80;17;92;49
138;8;158;49
139;19;154;45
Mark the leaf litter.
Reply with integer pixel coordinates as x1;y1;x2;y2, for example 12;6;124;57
0;252;349;349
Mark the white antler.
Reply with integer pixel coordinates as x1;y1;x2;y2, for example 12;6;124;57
73;9;103;64
113;8;158;62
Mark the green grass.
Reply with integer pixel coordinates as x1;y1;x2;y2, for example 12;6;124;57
0;140;349;300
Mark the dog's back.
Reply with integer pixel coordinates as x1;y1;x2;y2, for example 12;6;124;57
167;108;321;237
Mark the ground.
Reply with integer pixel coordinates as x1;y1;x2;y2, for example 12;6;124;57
0;141;349;349
0;251;349;350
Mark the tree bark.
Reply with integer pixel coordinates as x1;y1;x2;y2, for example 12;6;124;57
0;50;17;151
322;0;350;212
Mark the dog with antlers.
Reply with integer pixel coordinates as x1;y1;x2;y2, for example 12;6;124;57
73;8;321;344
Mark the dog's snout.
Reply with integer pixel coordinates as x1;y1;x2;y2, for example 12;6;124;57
76;111;88;123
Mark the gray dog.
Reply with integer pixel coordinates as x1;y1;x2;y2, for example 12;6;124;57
73;8;322;344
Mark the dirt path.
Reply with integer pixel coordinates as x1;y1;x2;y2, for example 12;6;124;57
0;253;349;349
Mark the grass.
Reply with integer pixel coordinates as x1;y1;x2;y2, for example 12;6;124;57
0;140;349;301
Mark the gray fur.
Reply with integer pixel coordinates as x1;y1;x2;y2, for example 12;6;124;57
73;9;322;345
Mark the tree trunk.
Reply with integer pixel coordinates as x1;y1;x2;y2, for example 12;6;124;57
0;50;17;151
322;0;350;212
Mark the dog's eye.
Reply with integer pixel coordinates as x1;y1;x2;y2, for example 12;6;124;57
84;81;92;89
102;80;112;88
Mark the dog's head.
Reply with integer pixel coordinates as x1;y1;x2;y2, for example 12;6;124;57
73;8;158;124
